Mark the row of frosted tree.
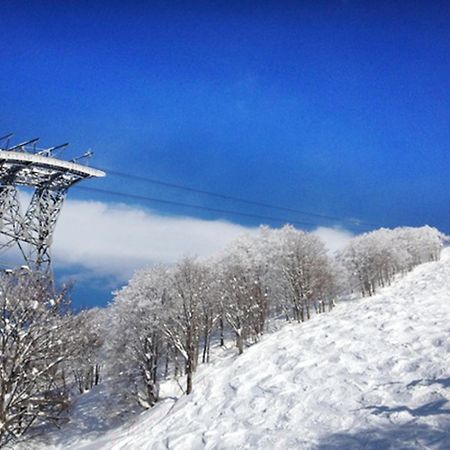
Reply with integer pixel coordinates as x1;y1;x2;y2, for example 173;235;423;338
0;225;445;445
340;226;443;296
105;225;445;409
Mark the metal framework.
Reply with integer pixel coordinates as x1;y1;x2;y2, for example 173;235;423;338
0;135;105;271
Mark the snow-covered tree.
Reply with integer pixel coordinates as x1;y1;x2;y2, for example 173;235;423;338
69;307;105;394
198;265;220;364
339;226;445;297
394;226;444;267
274;225;337;322
216;229;274;354
0;269;74;446
163;258;210;395
107;266;169;408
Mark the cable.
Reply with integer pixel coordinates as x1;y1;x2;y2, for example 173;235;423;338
99;167;380;227
74;185;374;232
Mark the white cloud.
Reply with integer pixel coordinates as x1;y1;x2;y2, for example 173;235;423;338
52;199;257;281
311;226;354;254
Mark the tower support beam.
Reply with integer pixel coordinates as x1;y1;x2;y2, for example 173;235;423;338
21;187;68;271
0;140;105;272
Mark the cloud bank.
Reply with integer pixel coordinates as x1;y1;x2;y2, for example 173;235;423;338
50;200;355;282
52;200;257;281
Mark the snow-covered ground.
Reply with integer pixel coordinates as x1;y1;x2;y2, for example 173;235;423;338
26;248;450;449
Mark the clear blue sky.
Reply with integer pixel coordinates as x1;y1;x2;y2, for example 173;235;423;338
1;1;450;307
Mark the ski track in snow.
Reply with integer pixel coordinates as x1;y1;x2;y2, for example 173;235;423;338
28;249;450;449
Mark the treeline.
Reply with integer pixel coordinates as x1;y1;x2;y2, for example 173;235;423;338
0;225;445;445
105;225;444;409
107;225;339;408
339;226;443;296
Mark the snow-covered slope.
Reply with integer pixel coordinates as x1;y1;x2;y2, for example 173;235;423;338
39;249;450;449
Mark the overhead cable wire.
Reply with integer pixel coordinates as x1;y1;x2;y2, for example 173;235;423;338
99;167;379;227
75;185;374;232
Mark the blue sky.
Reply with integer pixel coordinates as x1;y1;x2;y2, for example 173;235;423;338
1;1;450;307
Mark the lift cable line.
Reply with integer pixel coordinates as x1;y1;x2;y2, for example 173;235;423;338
75;185;375;232
1;133;378;229
99;167;380;228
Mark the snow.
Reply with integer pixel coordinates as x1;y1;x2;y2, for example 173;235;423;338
25;248;450;449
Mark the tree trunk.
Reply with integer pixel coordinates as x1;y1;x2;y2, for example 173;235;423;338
202;327;209;364
236;332;244;355
220;317;225;347
186;357;193;395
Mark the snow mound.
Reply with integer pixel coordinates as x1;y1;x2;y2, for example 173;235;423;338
42;249;450;449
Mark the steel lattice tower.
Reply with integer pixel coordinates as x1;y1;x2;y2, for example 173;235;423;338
0;136;105;272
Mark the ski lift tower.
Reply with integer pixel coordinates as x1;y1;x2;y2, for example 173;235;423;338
0;134;105;272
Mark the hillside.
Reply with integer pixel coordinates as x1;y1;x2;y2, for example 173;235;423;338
33;248;450;449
